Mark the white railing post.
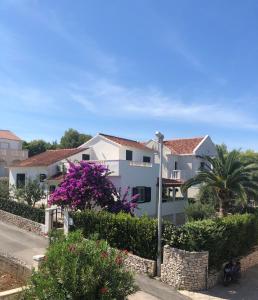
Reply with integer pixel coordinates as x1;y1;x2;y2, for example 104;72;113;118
44;208;54;235
33;254;45;271
63;208;69;235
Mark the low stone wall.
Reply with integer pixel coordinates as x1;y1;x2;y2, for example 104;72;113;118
124;253;156;277
161;246;208;291
0;253;30;300
0;209;44;236
0;252;31;280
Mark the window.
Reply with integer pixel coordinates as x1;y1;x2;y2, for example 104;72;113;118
132;187;151;203
143;156;151;163
200;162;205;170
16;173;25;188
174;161;178;170
126;150;133;161
49;185;56;194
39;174;47;182
82;154;90;161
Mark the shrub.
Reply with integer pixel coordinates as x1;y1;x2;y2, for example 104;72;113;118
0;198;45;223
185;202;216;221
24;231;137;300
0;178;9;201
72;210;162;260
164;213;258;269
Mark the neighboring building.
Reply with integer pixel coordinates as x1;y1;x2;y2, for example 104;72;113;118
9;148;89;195
9;133;217;225
0;130;28;177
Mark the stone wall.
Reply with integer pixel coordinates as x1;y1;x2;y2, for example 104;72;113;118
161;246;208;291
0;209;44;236
124;253;156;277
0;252;31;281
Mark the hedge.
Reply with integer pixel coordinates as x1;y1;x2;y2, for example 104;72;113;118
164;213;258;269
73;210;258;269
72;210;162;260
0;199;45;224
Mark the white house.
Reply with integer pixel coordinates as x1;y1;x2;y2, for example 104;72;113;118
9;133;217;225
0;130;28;177
145;135;217;224
9;148;89;194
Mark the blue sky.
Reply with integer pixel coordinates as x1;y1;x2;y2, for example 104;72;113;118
1;0;258;149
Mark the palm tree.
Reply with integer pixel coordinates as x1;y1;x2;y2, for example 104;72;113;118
181;146;258;217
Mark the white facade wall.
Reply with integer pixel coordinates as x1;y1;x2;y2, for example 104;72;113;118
80;136;119;160
0;138;22;150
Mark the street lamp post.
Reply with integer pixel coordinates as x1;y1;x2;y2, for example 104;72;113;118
155;131;164;277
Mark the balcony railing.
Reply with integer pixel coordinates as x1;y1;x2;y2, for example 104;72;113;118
86;160;154;176
171;170;195;181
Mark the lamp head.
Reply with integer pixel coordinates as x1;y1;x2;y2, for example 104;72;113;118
155;131;164;142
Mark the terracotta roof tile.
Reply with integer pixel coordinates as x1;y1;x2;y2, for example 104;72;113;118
99;133;153;151
0;130;22;141
164;137;204;155
12;148;87;167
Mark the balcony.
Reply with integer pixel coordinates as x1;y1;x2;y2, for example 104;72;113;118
0;148;28;159
171;170;195;181
88;160;154;176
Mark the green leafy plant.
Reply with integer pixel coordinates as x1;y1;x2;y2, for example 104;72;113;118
72;210;160;260
11;178;46;207
185;201;216;221
0;177;9;201
182;146;258;216
24;231;137;300
164;213;258;269
0;198;45;223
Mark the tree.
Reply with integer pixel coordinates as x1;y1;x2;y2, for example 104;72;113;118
60;128;92;148
23;140;58;157
49;161;138;214
12;178;46;207
182;146;258;216
24;231;137;300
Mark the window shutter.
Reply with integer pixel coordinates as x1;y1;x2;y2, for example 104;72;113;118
144;187;151;202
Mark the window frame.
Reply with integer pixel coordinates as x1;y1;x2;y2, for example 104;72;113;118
126;150;133;161
132;186;151;203
82;154;90;161
39;174;47;182
143;156;151;163
16;173;25;189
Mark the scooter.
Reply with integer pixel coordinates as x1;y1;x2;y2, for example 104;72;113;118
223;259;241;286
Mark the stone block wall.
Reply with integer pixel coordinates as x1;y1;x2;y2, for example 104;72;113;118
0;252;31;281
124;253;156;277
0;209;44;236
161;245;208;291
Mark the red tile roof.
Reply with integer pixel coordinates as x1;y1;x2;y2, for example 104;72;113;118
12;148;87;167
157;178;183;187
99;133;153;151
0;130;22;141
164;137;204;155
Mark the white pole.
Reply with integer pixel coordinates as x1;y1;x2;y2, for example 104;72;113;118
156;131;164;277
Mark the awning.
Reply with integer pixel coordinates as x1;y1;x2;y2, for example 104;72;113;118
157;178;183;187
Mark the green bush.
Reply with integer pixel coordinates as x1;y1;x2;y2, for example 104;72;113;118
164;213;258;269
72;210;258;269
185;202;216;221
24;231;137;300
72;210;162;260
0;198;45;223
0;178;9;201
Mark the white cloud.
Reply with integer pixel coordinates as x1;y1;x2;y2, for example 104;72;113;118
68;75;258;130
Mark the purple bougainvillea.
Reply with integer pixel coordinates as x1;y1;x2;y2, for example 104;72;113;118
49;161;138;215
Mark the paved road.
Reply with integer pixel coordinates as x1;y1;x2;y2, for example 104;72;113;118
0;221;48;266
180;266;258;300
